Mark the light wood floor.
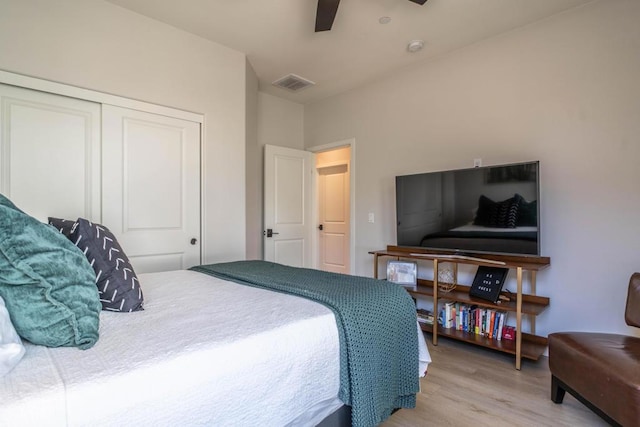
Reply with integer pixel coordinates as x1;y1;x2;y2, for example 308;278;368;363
381;335;609;427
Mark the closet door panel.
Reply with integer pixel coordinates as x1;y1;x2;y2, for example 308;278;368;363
0;84;101;222
126;121;183;230
102;105;201;273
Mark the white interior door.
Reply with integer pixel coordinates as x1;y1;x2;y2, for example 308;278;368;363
318;164;350;274
102;105;201;273
263;144;314;268
0;84;101;222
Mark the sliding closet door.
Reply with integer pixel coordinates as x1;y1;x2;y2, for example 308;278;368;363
102;105;201;273
0;84;101;222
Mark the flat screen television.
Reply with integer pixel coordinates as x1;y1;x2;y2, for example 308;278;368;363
395;161;540;256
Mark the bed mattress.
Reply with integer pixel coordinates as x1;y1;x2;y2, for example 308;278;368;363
0;270;345;426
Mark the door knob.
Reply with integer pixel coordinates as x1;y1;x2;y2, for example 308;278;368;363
190;238;198;245
318;224;323;230
265;229;280;238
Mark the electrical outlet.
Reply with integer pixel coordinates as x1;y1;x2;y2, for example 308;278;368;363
368;213;375;223
473;158;482;168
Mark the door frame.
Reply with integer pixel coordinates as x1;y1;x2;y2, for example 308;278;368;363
308;138;356;274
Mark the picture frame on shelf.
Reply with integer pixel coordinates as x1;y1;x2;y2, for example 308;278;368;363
387;260;417;290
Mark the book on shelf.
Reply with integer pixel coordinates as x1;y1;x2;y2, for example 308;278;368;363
416;309;434;325
489;310;496;338
444;302;455;329
502;325;516;341
497;312;507;340
481;309;487;336
462;304;467;332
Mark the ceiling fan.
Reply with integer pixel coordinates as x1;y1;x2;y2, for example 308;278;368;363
315;0;428;32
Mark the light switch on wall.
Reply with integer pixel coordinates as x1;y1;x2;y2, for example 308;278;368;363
368;213;375;223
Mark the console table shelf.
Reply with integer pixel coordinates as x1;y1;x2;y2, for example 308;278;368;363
412;280;549;316
418;323;548;361
370;246;551;369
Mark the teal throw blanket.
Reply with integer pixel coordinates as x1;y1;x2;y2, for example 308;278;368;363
190;261;419;427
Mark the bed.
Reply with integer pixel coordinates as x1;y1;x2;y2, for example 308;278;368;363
0;192;430;427
1;267;430;426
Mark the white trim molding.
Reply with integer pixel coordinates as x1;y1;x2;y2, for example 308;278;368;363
0;70;204;123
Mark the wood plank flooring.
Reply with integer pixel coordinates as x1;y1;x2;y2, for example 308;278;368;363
381;335;609;427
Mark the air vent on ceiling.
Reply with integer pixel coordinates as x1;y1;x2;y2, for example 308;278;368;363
272;74;315;92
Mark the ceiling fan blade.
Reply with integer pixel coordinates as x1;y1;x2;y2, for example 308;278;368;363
315;0;340;32
408;0;428;4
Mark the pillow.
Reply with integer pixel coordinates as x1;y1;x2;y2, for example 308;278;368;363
0;194;21;211
473;195;519;228
49;217;144;312
0;194;100;349
514;194;537;227
0;295;25;377
48;217;76;238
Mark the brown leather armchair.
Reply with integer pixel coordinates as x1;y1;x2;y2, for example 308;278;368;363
548;273;640;427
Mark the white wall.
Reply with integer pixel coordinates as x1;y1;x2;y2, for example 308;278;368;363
246;92;304;259
304;0;640;337
0;0;247;263
258;92;304;149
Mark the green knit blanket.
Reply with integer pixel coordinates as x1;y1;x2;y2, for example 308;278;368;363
190;261;419;427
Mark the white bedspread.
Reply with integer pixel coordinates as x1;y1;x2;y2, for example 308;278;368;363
0;269;430;427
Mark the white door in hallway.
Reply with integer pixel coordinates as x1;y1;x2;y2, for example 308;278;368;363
318;163;350;274
263;144;314;268
102;105;201;273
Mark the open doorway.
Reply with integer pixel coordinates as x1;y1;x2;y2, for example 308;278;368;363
315;145;351;274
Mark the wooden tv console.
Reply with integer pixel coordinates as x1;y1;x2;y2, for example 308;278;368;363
370;245;551;370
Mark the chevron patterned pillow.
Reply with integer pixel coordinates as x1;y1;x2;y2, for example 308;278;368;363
473;195;519;228
49;218;144;312
514;193;537;227
48;217;75;237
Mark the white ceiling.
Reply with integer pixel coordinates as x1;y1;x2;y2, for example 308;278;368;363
105;0;593;105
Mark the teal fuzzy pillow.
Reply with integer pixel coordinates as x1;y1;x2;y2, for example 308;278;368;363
0;194;101;349
0;194;22;211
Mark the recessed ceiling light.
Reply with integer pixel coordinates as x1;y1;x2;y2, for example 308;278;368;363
407;40;425;53
379;16;391;24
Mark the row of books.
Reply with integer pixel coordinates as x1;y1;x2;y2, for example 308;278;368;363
438;302;515;341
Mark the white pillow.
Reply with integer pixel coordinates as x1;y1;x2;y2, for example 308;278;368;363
0;295;25;377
